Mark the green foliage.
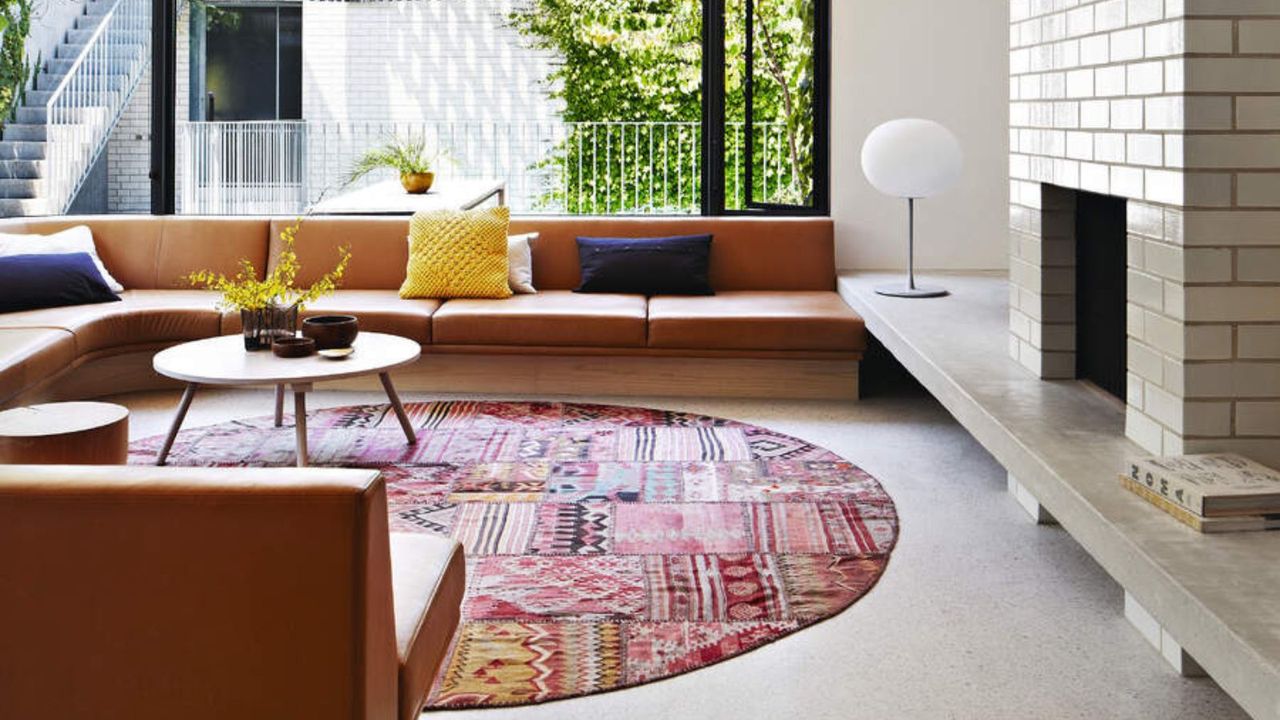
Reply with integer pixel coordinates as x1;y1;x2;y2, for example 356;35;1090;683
0;0;34;129
510;0;815;212
727;0;814;205
347;134;439;186
511;0;703;124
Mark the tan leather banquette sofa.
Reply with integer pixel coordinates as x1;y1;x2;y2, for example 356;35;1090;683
0;464;464;720
0;215;865;407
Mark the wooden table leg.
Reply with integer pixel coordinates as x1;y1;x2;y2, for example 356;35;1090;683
379;372;417;445
274;384;285;427
293;385;308;468
156;383;197;466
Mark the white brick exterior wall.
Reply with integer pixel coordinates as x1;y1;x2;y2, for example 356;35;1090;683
301;0;559;124
105;2;190;213
1010;0;1280;467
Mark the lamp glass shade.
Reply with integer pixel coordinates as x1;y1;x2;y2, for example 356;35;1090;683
861;118;963;199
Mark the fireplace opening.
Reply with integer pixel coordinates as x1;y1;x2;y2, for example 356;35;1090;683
1074;189;1128;400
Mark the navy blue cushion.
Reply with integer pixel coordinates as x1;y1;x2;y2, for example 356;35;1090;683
0;252;120;313
575;235;714;296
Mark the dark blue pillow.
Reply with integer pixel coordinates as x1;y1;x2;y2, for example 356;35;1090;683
575;235;714;296
0;252;120;313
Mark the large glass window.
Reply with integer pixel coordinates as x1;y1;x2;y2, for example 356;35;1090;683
726;0;825;212
0;0;154;216
0;0;826;218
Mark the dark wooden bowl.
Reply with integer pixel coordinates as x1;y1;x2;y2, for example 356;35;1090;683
272;336;315;358
302;315;359;350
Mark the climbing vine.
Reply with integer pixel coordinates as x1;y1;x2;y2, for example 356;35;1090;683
0;0;34;128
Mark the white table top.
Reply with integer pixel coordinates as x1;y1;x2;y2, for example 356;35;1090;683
153;332;421;386
311;179;505;215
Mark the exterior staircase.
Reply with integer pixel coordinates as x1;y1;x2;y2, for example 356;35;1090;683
0;0;149;217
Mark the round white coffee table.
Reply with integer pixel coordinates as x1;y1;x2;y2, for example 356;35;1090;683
153;332;421;467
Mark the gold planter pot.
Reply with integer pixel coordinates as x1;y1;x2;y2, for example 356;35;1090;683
400;172;435;194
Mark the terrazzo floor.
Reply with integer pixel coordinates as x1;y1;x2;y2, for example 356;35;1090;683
112;384;1249;720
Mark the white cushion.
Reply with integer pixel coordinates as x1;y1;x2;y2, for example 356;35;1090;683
507;232;538;294
0;226;124;292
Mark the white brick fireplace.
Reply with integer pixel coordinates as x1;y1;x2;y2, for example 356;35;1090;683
1009;0;1280;467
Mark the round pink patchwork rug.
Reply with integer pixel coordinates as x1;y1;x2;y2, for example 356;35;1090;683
130;401;898;708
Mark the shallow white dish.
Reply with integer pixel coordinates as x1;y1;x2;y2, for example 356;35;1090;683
318;347;355;360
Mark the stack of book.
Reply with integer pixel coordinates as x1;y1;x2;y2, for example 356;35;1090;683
1122;453;1280;533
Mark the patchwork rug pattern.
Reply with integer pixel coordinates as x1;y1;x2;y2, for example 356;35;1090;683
130;401;898;708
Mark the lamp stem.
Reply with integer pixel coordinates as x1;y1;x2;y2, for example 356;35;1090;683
907;197;916;290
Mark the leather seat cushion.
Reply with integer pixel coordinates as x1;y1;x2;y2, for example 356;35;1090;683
648;291;866;352
432;290;647;347
221;291;439;344
0;328;76;404
0;290;222;355
389;533;465;720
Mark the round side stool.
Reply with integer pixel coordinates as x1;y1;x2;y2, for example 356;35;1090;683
0;402;130;465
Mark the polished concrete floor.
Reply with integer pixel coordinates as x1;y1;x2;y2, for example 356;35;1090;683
114;385;1248;720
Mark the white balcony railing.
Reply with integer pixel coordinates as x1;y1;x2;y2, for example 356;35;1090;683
178;120;794;215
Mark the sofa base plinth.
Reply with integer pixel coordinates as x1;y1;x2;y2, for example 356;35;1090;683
5;349;859;405
326;353;860;401
4;347;185;409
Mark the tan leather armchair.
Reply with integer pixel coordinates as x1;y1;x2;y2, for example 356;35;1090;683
0;464;465;720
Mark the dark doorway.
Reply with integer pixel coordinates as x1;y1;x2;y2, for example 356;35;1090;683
204;5;302;121
1074;190;1128;400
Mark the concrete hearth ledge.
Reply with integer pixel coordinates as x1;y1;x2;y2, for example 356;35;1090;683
839;271;1280;720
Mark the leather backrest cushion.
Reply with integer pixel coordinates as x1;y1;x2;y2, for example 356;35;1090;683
509;217;835;291
0;217;271;291
271;217;410;290
156;217;272;289
276;215;834;292
5;216;164;290
0;465;398;720
0;215;834;292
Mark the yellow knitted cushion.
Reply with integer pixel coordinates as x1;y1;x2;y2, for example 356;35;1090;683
399;206;513;299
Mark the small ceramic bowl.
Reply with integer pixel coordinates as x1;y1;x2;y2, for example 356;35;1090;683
272;336;316;358
302;315;359;350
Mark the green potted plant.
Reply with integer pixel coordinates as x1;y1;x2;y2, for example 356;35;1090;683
348;134;438;194
187;219;352;351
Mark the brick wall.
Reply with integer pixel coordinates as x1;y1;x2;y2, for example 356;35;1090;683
105;3;190;213
300;0;559;124
1009;0;1280;467
298;0;563;200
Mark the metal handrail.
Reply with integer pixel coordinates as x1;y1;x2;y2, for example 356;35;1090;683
44;0;149;213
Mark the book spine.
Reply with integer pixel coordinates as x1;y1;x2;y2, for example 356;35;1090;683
1126;461;1206;515
1120;475;1206;532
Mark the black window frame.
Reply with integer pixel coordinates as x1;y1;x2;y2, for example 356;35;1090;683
153;0;830;217
703;0;830;217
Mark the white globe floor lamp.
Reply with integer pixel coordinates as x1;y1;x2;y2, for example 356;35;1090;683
861;118;964;298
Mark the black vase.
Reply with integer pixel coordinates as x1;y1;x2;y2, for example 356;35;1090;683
241;303;299;351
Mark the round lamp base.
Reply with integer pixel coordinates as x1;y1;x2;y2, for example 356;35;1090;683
874;283;949;299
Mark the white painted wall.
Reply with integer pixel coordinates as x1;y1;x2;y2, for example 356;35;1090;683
830;0;1009;271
